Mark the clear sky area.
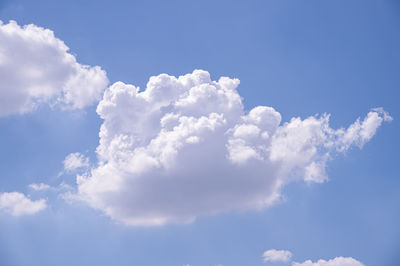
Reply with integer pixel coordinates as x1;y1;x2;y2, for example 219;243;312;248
0;1;399;266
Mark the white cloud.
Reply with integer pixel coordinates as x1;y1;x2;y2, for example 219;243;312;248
263;249;292;263
292;257;364;266
63;152;89;172
262;249;364;266
0;20;108;116
29;183;52;191
73;70;391;226
335;107;392;152
0;192;47;216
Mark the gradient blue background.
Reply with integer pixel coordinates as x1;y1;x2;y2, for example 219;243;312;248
0;0;399;265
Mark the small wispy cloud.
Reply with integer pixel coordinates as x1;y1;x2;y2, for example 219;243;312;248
262;249;364;266
63;152;89;173
29;183;52;191
292;256;364;266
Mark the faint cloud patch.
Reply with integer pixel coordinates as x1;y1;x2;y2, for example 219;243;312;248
62;152;90;173
29;183;52;191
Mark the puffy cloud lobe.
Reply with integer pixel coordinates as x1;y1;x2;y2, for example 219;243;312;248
0;20;108;116
75;70;391;226
63;152;89;172
0;192;47;216
263;249;293;263
292;257;364;266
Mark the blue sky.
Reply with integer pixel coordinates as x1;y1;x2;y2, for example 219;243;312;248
0;1;399;266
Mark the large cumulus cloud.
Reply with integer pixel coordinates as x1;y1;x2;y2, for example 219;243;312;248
74;70;391;226
0;20;108;116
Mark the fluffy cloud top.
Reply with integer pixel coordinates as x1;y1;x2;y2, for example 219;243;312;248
0;192;47;216
0;20;108;116
63;152;89;172
292;257;364;266
74;70;391;226
263;249;293;263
